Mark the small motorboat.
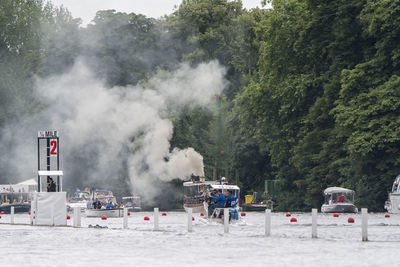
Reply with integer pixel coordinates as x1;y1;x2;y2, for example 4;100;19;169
85;189;123;218
122;195;142;211
321;187;358;213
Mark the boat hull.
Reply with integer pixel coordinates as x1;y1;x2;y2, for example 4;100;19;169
184;204;205;213
85;208;123;218
0;203;31;214
321;203;358;213
241;203;267;211
386;193;400;214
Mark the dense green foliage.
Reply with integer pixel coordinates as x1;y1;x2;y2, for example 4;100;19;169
1;0;400;210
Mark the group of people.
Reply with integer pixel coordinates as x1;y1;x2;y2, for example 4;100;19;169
91;198;116;209
207;190;239;220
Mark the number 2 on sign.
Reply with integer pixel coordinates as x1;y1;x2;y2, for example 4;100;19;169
50;140;57;155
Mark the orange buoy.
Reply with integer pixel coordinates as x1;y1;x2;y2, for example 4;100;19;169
385;213;390;218
0;216;1;219
200;212;204;216
144;216;150;221
162;212;167;216
66;215;71;220
101;215;107;220
28;211;31;215
127;212;131;216
348;217;355;223
0;211;4;214
192;216;195;221
286;212;291;217
333;213;339;217
241;212;246;217
290;217;297;222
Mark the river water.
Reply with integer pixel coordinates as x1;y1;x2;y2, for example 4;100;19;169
0;211;398;266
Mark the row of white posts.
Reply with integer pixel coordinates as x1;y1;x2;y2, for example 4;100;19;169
55;207;371;241
265;208;369;241
10;206;370;241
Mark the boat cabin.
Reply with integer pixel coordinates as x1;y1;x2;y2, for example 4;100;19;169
323;187;355;204
183;181;212;206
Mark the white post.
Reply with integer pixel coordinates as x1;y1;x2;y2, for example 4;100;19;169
123;208;128;229
73;207;81;227
265;209;271;236
154;208;159;231
187;208;193;233
312;208;317;238
51;203;55;226
10;206;14;224
224;208;229;234
204;202;208;218
362;208;368;242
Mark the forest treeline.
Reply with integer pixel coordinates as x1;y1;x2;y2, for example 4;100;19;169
1;0;400;211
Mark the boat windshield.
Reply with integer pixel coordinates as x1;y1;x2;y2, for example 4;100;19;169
325;192;354;204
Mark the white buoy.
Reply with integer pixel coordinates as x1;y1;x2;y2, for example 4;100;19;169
187;208;193;233
265;209;271;236
10;206;14;224
73;207;81;227
312;208;317;238
123;208;128;229
224;208;229;234
154;207;159;231
362;208;368;241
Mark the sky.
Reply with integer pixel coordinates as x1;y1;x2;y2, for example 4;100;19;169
50;0;266;26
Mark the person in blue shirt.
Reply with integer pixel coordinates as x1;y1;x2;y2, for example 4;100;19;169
227;191;239;208
106;201;114;209
208;190;225;217
226;191;239;220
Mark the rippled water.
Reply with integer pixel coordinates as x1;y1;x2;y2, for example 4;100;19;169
0;211;398;266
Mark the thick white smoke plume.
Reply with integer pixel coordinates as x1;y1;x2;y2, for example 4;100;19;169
0;59;226;202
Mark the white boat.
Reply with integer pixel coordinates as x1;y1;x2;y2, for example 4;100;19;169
184;177;243;223
385;175;400;214
85;189;122;217
202;183;243;224
122;196;142;211
321;187;358;213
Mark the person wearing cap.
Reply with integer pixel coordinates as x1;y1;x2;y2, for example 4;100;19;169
208;190;225;217
106;201;114;209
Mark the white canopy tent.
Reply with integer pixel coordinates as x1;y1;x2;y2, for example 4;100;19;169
0;178;38;193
